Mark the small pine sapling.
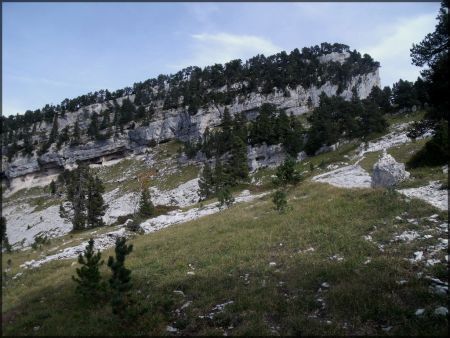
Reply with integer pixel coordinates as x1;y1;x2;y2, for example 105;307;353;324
72;238;106;301
107;237;133;316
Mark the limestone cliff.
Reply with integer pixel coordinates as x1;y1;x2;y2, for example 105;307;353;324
2;51;381;185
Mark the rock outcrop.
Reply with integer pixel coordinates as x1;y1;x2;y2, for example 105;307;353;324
247;143;287;172
2;52;381;184
371;152;410;188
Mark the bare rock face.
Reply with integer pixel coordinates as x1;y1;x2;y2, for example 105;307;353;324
247;143;286;172
5;156;40;179
371;152;410;188
2;57;381;183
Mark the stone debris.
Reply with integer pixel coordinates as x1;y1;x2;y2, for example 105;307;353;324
409;251;424;263
312;165;371;188
434;306;448;316
298;247;315;254
371;152;410;188
329;254;344;262
166;325;178;333
3;203;72;249
21;228;127;269
397;181;448;211
21;191;269;269
199;301;234;320
150;178;200;208
357;122;432;157
415;308;425;316
392;230;420;242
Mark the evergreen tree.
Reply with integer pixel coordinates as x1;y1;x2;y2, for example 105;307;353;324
87;176;107;228
274;110;291;143
48;113;59;144
217;186;234;209
273;156;302;186
88;112;100;140
392;79;419;109
119;99;136;125
138;188;154;217
71;120;81;146
410;0;448;119
100;110;111;130
135;106;146;120
272;189;289;213
49;180;57;195
213;158;231;192
22;129;33;156
232;112;248;143
1;216;11;253
57;126;70;149
198;162;215;200
107;237;133;316
229;135;249;183
72;238;105;300
283;114;304;157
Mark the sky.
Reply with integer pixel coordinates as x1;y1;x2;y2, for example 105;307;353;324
2;2;441;116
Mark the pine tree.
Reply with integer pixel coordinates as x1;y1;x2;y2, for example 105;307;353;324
232;112;248;143
1;216;11;253
87;176;107;228
272;189;289;213
213;158;230;192
48;113;59;144
49;180;57;195
273;156;302;186
217;186;234;209
229;135;249;183
71;120;81;146
107;237;133;316
138;188;154;217
88;112;100;140
198;162;215;200
72;238;105;300
67;163;89;231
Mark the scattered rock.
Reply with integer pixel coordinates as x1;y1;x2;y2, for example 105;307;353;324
434;306;448;316
415;309;425;316
166;325;178;333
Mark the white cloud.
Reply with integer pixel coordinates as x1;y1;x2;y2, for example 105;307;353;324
361;13;436;86
169;32;282;69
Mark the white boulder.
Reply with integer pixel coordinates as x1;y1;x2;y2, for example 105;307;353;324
371;152;410;188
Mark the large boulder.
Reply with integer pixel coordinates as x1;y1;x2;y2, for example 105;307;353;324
371;152;410;188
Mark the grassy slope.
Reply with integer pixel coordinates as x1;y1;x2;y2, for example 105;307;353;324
2;180;447;336
2;111;448;336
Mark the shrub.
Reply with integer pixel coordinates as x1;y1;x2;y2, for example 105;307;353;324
272;190;290;213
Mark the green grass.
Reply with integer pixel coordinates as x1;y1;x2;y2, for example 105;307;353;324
2;181;447;336
385;110;426;126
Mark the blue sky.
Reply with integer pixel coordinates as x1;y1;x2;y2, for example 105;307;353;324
3;2;440;116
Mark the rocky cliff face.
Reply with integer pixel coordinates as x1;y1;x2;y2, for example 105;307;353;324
2;53;380;186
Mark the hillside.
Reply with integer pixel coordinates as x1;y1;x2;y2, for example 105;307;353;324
1;43;380;192
1;38;448;336
2;107;448;335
